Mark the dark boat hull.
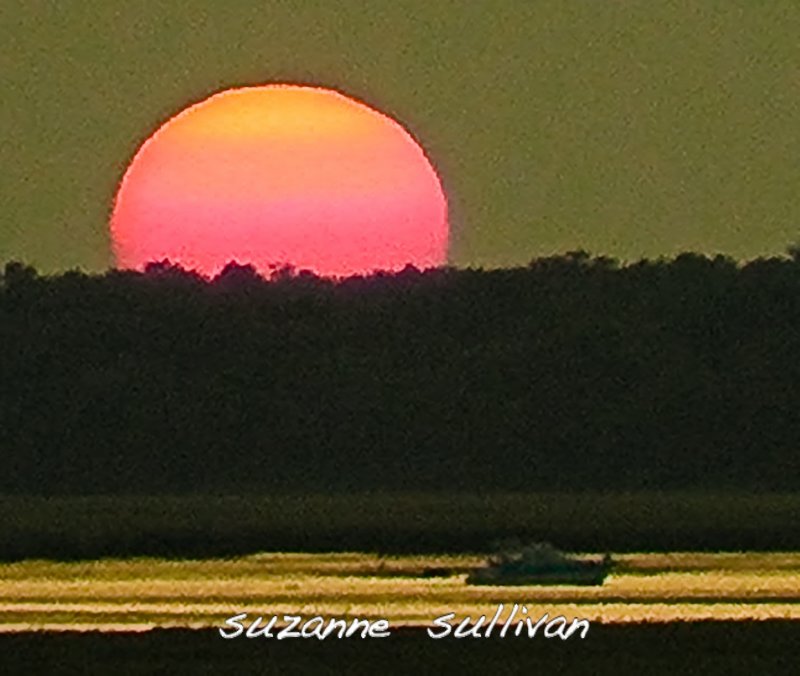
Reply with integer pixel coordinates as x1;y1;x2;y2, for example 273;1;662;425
466;564;610;586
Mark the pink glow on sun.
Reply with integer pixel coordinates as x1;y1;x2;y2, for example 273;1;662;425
111;85;449;277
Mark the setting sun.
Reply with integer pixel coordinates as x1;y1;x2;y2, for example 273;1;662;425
111;85;449;277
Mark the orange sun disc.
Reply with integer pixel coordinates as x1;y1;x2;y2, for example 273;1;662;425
111;85;449;277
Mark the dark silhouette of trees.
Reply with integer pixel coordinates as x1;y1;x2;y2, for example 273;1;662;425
2;261;38;290
1;251;799;495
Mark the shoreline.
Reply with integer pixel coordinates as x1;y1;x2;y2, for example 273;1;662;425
2;614;800;634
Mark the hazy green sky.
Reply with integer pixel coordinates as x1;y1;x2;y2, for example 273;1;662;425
1;1;798;272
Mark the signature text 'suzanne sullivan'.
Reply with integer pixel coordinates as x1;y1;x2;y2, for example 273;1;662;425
219;604;590;640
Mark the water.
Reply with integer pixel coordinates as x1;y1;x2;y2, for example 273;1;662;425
1;552;799;631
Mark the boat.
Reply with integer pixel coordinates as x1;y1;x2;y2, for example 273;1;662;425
466;541;613;586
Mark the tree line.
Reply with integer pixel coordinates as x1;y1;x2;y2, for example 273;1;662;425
1;250;799;495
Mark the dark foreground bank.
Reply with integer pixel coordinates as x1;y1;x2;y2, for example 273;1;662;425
1;622;797;676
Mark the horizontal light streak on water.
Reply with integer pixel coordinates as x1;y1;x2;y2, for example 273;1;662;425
3;553;800;631
2;604;800;632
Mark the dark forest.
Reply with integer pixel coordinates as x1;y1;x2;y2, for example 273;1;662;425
2;251;799;495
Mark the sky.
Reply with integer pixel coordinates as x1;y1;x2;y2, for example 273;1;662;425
1;1;799;272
